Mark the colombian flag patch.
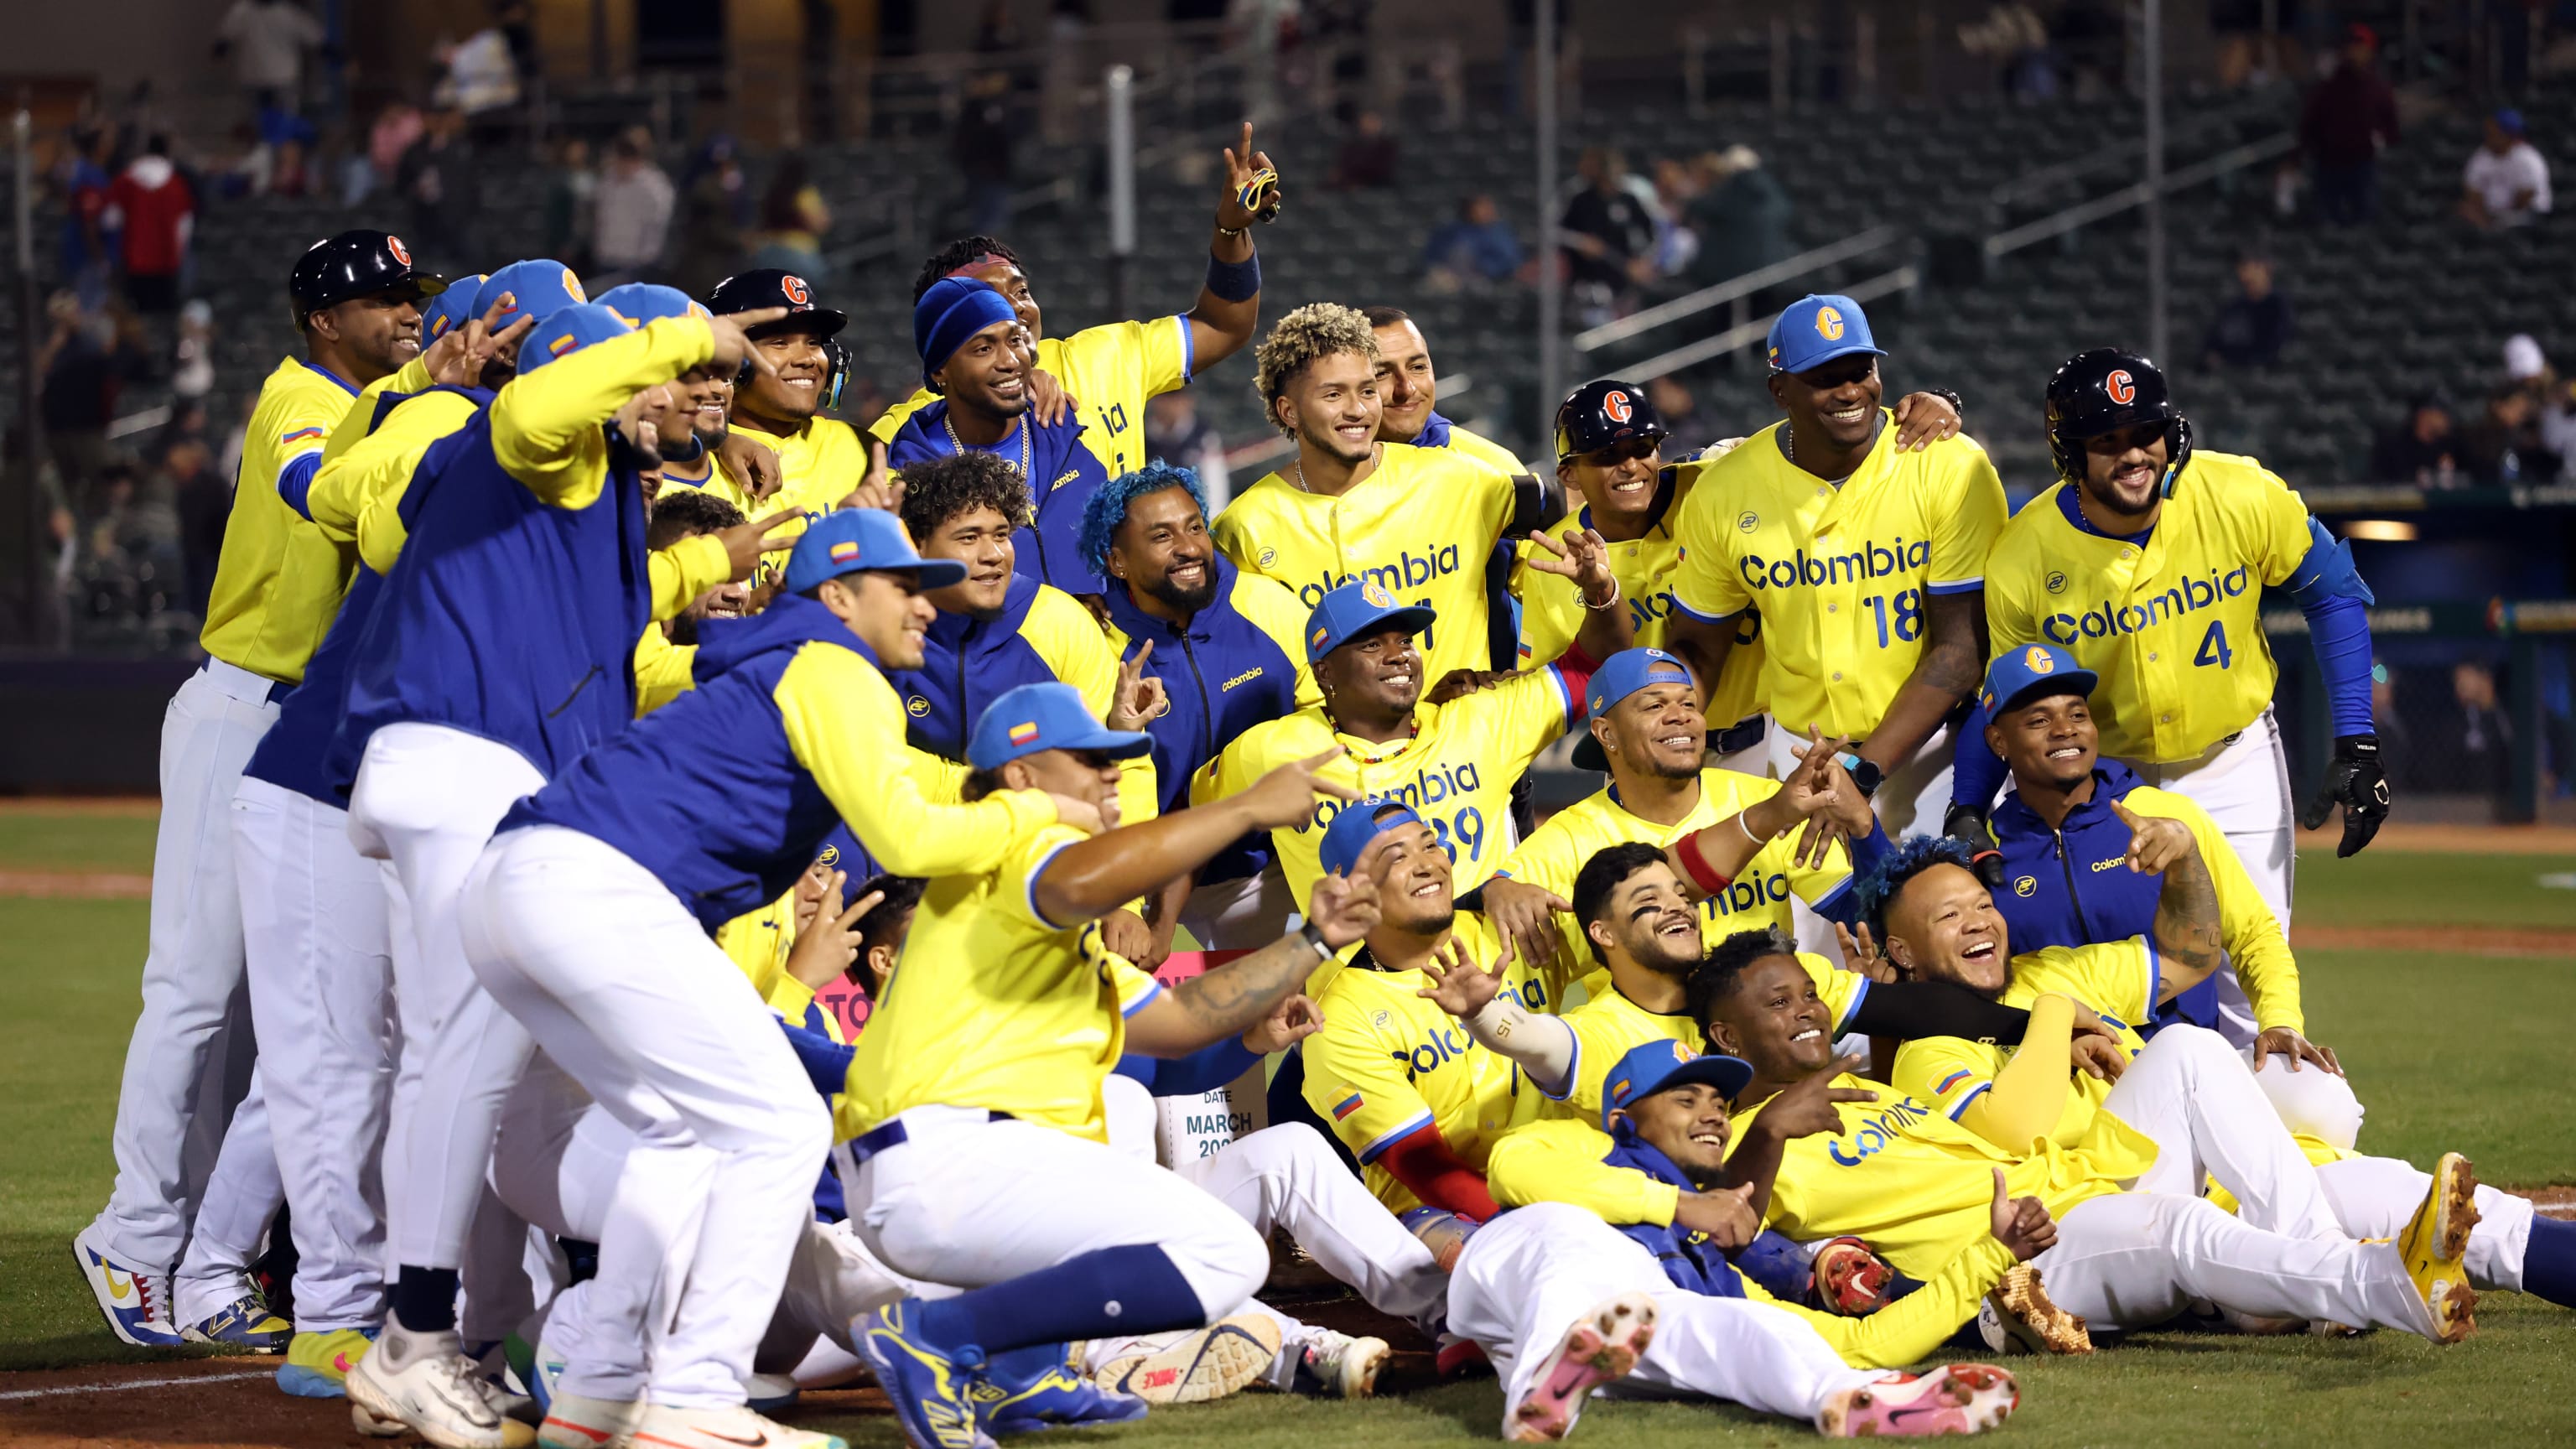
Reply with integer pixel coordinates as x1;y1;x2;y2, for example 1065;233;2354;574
829;540;861;564
1935;1069;1972;1094
548;334;578;356
1332;1093;1363;1120
1009;721;1040;745
278;427;325;444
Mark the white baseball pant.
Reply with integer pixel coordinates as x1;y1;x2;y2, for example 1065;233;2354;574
347;721;543;1275
2033;1190;2439;1337
230;777;397;1332
462;825;829;1410
169;1072;282;1325
2244;1048;2366;1151
2313;1156;2537;1295
2131;707;2297;1047
92;658;283;1270
1176;865;1299;952
2102;1024;2343;1239
1452;1202;1882;1437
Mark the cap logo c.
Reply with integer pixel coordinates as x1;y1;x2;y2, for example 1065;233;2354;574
783;274;812;306
1814;305;1845;340
386;235;412;266
1361;579;1396;609
2025;645;2054;674
2106;369;2136;406
1602;390;1633;423
563;268;587;304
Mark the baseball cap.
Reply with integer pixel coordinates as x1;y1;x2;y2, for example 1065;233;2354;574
1317;798;1428;880
475;259;589;332
1571;647;1697;772
706;267;847;336
420;275;486;344
966;682;1153;772
595;282;712;326
1981;641;2098;716
782;507;969;596
1601;1039;1754;1131
1766;293;1887;375
1305;579;1436;664
517;303;634;376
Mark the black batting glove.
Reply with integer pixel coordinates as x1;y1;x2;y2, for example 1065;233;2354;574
2297;733;2389;858
1943;802;2007;888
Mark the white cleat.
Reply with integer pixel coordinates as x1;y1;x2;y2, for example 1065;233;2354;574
537;1392;642;1449
625;1403;844;1449
346;1323;538;1449
1296;1328;1391;1399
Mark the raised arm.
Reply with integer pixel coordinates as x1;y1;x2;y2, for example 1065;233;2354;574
1179;122;1275;371
1032;749;1348;926
1124;860;1379;1060
2111;798;2226;1000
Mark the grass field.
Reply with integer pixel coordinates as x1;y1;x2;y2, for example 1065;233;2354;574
2;808;2571;1445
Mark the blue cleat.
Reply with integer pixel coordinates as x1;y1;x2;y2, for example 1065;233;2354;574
853;1298;996;1449
181;1291;293;1352
976;1343;1149;1435
70;1223;182;1348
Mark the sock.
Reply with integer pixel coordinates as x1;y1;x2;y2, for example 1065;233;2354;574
917;1246;1203;1357
391;1265;460;1336
2520;1213;2576;1308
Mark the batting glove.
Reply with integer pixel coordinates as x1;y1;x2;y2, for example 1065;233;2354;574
1943;803;2007;888
2297;733;2389;858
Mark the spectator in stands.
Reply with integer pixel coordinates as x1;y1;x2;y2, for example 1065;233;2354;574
176;442;231;620
171;300;214;402
2444;661;2514;799
1648;157;1700;275
1647;374;1711;457
396;105;480;273
353;101;423;205
213;0;322;120
2460;109;2552;231
955;70;1017;236
2298;23;2398;226
1561;147;1654;323
2460;386;2558;485
1420;193;1520;291
2370;662;2416;790
591;132;678;285
1143;391;1231;509
57;127;117;312
435;16;524;142
104;134;193;319
2370;397;2459;486
749;152;833;278
38;293;148;517
1330;110;1399;190
2199;250;2293;371
542;137;598;273
673;136;752;298
1685;145;1792;288
1960;3;2055;98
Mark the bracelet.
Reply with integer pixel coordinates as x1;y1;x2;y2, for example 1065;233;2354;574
1738;811;1767;846
1925;387;1965;419
1675;832;1732;897
1582;579;1623;612
1298;921;1335;962
1217;224;1249;239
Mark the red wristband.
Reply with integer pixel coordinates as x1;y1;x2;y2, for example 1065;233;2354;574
1675;831;1732;897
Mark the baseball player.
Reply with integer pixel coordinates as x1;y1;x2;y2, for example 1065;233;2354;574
867;122;1279;484
1950;347;2387;1046
835;685;1379;1449
75;228;444;1350
1364;307;1530;474
886;277;1111;592
335;300;783;1448
704;267;865;567
1663;294;2005;839
1214;303;1555;689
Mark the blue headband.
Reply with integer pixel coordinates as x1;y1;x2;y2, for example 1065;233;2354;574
914;276;1020;390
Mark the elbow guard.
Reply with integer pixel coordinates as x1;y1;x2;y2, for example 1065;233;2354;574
2284;517;2376;608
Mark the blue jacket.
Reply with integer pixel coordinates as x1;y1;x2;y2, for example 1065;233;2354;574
1989;759;2213;1030
332;402;652;789
885;402;1111;595
502;594;873;934
891;572;1072;763
1595;1130;1750;1299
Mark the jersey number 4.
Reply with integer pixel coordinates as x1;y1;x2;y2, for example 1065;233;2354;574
2194;620;2233;670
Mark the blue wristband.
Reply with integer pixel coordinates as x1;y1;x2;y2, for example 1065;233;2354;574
1205;249;1261;303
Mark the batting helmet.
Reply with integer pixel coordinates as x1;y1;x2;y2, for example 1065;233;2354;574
2044;347;2194;494
706;267;848;410
1555;379;1669;463
288;229;445;328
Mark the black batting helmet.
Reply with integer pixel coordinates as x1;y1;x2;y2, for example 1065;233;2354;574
1555;378;1669;463
705;267;849;411
288;229;446;329
2044;347;2194;492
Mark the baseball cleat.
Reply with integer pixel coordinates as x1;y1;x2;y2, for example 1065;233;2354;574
538;1392;642;1449
626;1404;843;1449
280;1326;378;1398
851;1298;994;1449
1812;1236;1897;1316
1817;1363;2019;1437
70;1222;180;1347
180;1289;293;1352
1976;1265;2092;1356
345;1323;538;1448
1294;1328;1391;1399
743;1372;801;1415
977;1343;1148;1432
2397;1151;2481;1344
1436;1332;1491;1379
1095;1313;1280;1405
1505;1291;1655;1443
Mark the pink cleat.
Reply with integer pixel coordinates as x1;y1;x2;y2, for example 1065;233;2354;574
1504;1292;1656;1442
1818;1363;2020;1437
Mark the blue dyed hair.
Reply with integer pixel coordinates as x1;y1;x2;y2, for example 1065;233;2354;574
1078;461;1212;579
1852;835;1978;936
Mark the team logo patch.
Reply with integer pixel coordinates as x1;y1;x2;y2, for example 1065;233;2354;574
1331;1093;1364;1121
2045;570;2069;595
2105;369;2136;406
2023;645;2054;674
1008;721;1041;745
1361;578;1397;609
1814;305;1845;341
1258;547;1278;568
1737;510;1759;533
562;268;587;303
1602;390;1633;423
818;845;840;865
829;539;861;563
386;235;411;265
783;274;812;306
906;695;932;717
2014;875;2038;897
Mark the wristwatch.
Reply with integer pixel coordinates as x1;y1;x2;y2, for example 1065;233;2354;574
1839;752;1884;799
1299;921;1336;962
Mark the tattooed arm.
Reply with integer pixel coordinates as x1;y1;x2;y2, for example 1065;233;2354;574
2110;798;2228;1000
1122;859;1385;1057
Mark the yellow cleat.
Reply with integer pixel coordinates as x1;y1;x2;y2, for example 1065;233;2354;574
279;1327;377;1398
2397;1151;2481;1344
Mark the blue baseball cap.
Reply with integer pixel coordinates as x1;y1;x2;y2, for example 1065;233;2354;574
1766;293;1888;375
517;303;635;375
475;258;589;332
1317;798;1427;880
1305;579;1436;664
1981;641;2098;715
966;682;1153;771
1571;647;1699;772
421;274;487;344
782;507;969;596
1601;1039;1754;1132
595;283;711;326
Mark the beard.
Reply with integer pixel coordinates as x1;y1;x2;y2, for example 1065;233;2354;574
1299;415;1375;465
1143;565;1220;615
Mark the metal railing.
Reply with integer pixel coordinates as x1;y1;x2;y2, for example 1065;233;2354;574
1571;224;1905;356
1616;264;1918;384
1983;130;2297;259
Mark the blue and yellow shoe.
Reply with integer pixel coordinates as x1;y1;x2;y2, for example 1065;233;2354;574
974;1343;1148;1434
70;1222;180;1348
180;1291;293;1352
852;1298;995;1449
278;1327;377;1399
2397;1150;2481;1344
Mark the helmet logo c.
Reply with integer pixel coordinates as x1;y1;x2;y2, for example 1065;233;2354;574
1602;390;1632;423
2106;369;2136;406
783;275;812;306
386;235;412;266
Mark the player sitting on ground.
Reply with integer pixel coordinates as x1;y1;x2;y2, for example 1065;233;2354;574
1452;1039;2049;1443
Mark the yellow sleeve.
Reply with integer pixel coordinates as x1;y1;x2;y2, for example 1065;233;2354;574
776;641;1063;877
1742;1235;2018;1368
1929;440;2008;592
1062;316;1192;400
648;535;731;621
1930;998;2076;1154
1509;535;1583;671
1797;952;1871;1036
1479;662;1581;771
1776;830;1856;912
988;824;1095;931
767;972;819;1022
308;391;483;546
1300;988;1441;1165
2127;787;2302;1031
2028;939;2160;1029
1024;586;1159;824
1670;486;1753;621
1486;1119;1681;1226
869;385;933;448
1451;427;1531;478
633;626;697;717
1985;555;2038;656
491;316;716;506
1228;573;1326;709
714;890;797;995
2246;462;2319;588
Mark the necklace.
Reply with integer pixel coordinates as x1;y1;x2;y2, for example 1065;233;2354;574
1288;443;1378;495
944;409;1032;487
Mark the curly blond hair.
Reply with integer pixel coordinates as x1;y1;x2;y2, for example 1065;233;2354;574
1253;302;1382;436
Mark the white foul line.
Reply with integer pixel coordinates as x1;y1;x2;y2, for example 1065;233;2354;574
0;1367;274;1401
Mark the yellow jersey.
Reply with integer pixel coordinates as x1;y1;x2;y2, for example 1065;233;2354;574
1983;453;2314;763
1441;423;1529;477
872;316;1194;480
656;452;760;517
837;822;1166;1144
1191;662;1578;908
1669;418;2006;738
732;414;867;586
1211;442;1517;688
1545;951;1862;1125
1301;911;1570;1212
1492;768;1860;965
